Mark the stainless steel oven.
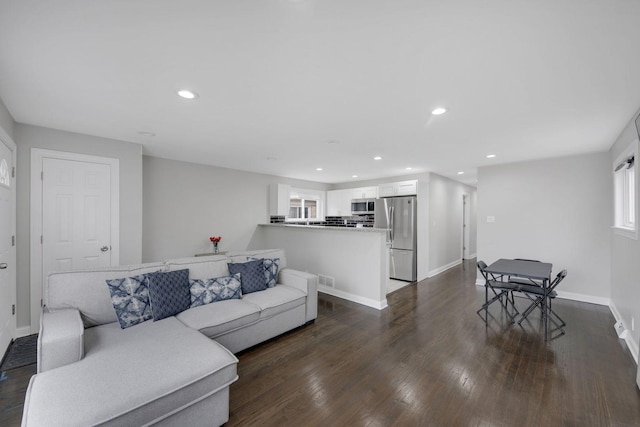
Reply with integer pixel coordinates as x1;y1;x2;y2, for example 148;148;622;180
351;198;376;215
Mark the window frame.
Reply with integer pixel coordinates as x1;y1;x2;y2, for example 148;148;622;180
613;139;638;240
286;188;325;222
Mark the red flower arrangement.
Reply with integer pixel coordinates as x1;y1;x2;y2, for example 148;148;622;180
209;236;222;253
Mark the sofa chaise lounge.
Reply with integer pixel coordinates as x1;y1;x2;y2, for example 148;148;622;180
21;249;318;426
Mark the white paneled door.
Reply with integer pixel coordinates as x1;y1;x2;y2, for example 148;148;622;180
0;138;15;356
42;159;113;275
31;151;119;332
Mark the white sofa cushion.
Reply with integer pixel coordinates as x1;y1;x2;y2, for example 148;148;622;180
22;317;238;427
241;285;306;320
176;299;261;338
165;255;230;280
46;263;166;328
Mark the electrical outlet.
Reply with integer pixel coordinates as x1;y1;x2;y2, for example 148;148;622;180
615;321;627;338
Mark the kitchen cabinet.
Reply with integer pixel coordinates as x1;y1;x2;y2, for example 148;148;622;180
327;186;379;216
269;183;291;216
351;186;378;199
326;189;352;216
378;180;417;197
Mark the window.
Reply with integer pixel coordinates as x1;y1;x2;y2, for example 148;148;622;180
289;198;317;219
287;188;324;222
613;140;637;239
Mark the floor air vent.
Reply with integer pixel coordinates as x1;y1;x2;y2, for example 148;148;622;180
318;274;335;288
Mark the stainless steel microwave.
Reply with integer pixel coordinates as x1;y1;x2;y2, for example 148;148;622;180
351;198;376;215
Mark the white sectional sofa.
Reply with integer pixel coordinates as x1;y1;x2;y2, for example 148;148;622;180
21;249;318;427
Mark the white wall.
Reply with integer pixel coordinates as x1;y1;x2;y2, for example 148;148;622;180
142;156;329;262
0;97;14;139
14;124;144;328
256;225;389;309
609;107;640;361
477;152;611;303
428;173;478;276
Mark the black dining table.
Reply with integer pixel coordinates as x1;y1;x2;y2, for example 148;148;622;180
484;258;553;340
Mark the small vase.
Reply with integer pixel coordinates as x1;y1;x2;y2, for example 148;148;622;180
213;242;219;254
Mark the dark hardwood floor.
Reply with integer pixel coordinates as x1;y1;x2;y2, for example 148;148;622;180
228;259;640;426
2;259;639;426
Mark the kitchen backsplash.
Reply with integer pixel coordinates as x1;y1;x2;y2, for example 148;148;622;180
270;215;374;228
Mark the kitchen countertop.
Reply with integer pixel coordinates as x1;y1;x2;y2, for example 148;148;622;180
260;223;388;233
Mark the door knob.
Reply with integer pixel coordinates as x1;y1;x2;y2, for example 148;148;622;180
100;246;109;252
0;263;7;269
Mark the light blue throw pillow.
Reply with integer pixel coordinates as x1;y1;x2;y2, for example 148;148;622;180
248;256;280;288
189;273;242;308
106;274;153;329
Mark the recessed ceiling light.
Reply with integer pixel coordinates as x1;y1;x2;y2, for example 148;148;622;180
374;156;382;160
352;175;358;178
137;131;155;137
406;167;413;170
316;167;323;171
457;171;464;175
486;154;496;158
431;107;447;115
178;90;198;99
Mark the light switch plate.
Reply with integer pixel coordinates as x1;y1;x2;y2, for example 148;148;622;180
486;216;495;223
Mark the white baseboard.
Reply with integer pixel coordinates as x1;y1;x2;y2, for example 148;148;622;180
16;326;32;338
318;286;388;310
464;253;477;260
555;291;610;306
610;302;639;365
428;259;462;278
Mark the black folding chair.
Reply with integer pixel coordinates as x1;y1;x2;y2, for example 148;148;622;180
477;261;520;324
517;270;567;335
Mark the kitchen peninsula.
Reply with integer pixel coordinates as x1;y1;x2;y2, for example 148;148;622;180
256;223;389;309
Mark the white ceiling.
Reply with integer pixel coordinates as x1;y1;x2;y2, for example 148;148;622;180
1;1;640;186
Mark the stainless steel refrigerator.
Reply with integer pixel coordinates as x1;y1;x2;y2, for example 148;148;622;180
374;196;417;281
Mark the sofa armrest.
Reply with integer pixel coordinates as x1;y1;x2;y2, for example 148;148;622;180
38;308;85;373
278;268;318;322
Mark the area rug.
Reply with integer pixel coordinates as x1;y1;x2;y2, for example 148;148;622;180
0;335;37;371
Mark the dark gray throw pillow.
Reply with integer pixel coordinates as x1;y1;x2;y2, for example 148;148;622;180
147;269;191;321
247;256;280;288
228;259;267;294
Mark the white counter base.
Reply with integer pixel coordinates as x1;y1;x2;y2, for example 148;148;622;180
255;224;389;310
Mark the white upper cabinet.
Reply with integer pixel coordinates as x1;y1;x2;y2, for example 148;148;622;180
269;183;291;216
326;189;352;216
378;180;417;197
378;183;395;198
351;186;378;200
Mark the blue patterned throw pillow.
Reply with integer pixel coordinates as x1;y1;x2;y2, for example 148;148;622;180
228;259;267;294
189;273;242;308
147;269;191;321
248;257;280;288
106;274;153;329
